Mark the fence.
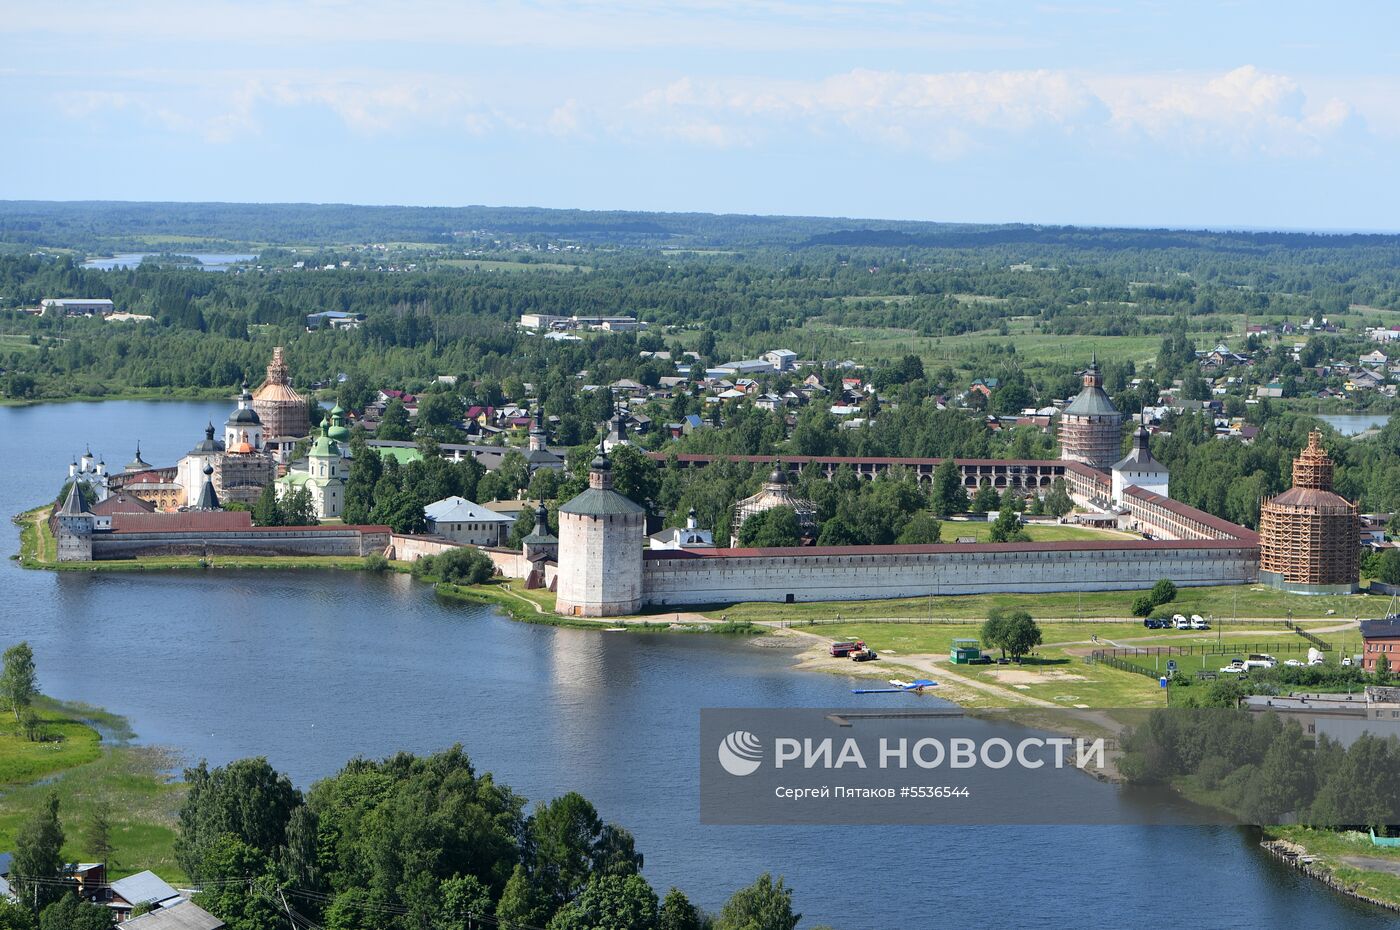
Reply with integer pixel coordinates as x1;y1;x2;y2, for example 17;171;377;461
1089;640;1323;662
1088;653;1160;679
771;616;1325;629
1290;622;1334;651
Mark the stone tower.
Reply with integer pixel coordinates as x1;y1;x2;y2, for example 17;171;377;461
1059;357;1124;470
1258;431;1359;593
252;347;310;439
555;447;645;616
54;481;94;561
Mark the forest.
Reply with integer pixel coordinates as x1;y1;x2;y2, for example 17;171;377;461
0;749;807;930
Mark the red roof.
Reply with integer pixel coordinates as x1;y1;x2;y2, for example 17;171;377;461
111;512;253;533
110;513;391;535
644;537;1255;561
90;494;155;516
1122;485;1257;541
650;453;1067;469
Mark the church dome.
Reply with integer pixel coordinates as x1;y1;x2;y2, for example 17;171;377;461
191;423;224;454
227;406;262;426
327;405;350;442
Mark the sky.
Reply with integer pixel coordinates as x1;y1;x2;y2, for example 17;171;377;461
4;1;1400;230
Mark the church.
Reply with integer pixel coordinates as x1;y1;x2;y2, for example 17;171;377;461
274;411;349;520
175;383;278;507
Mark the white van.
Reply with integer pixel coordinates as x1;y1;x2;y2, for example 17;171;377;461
1190;615;1209;630
1243;653;1277;670
1173;614;1190;630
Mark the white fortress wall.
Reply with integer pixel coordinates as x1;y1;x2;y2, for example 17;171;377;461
641;543;1258;606
92;527;391;559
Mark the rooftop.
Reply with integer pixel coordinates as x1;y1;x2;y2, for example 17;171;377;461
559;487;645;517
111;870;182;907
117;900;225;930
424;497;515;524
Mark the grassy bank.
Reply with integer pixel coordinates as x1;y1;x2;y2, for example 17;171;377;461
0;698;184;882
770;617;1351;708
705;584;1373;624
1263;826;1400;912
0;386;233;407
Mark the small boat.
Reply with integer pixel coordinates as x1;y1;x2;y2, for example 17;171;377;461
851;678;937;694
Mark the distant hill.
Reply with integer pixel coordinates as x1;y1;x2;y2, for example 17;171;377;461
1;199;1396;253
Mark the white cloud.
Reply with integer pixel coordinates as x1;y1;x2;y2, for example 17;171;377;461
629;66;1374;158
31;62;1388;160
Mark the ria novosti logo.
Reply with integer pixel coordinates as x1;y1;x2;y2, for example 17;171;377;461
717;730;764;776
716;730;1105;775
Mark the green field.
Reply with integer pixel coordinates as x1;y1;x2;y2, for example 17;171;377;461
800;621;1344;708
0;701;102;785
797;315;1244;370
0;698;184;881
438;258;591;273
0;747;185;882
709;584;1372;624
941;521;1134;542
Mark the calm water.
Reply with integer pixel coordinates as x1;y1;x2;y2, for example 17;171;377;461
1;401;1394;929
1318;413;1391;436
80;253;257;271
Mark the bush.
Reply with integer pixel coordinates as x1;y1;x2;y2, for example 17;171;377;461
363;552;389;572
433;547;495;586
1131;594;1155;618
1149;579;1177;606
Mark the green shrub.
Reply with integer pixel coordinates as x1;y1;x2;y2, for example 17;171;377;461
1131;594;1155;617
1150;579;1177;606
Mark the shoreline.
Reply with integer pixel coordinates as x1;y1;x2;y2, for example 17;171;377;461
0;388;237;408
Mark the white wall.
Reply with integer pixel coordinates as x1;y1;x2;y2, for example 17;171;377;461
641;544;1257;606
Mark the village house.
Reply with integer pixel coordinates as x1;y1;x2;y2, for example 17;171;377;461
424;497;515;546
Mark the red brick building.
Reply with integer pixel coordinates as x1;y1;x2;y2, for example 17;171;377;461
1361;618;1400;672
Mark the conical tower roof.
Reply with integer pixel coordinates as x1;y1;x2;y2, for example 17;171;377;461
58;480;90;515
191;464;221;511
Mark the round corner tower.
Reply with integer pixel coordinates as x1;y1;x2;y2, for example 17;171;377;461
1259;431;1359;593
555;449;645;617
1059;357;1124;471
252;347;310;439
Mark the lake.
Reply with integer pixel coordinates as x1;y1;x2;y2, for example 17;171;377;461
1;400;1394;928
80;253;257;272
1318;413;1391;437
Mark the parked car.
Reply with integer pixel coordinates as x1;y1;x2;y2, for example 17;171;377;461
1284;659;1305;667
1173;615;1191;630
1190;615;1210;630
1342;655;1353;667
1143;617;1168;629
1220;658;1246;673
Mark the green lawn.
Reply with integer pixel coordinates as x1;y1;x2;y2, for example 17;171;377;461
0;704;102;786
940;521;1133;542
0;697;185;881
798;316;1242;371
438;258;590;273
0;747;185;882
709;584;1370;624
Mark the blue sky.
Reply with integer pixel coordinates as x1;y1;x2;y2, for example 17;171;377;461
4;1;1399;229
